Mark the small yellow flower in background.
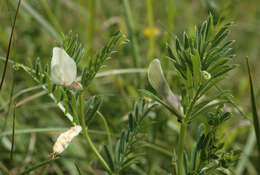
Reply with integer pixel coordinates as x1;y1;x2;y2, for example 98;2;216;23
51;125;82;157
143;27;160;38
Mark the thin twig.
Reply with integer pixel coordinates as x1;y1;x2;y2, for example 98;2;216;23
0;0;22;90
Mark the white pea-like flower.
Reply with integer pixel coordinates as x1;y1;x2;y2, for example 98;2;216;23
51;47;77;86
52;125;82;156
148;59;179;109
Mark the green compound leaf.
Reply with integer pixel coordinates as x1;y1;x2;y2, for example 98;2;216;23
81;32;125;88
104;145;115;172
191;50;201;90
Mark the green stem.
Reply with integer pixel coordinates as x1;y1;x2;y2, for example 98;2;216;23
86;0;96;55
19;0;61;42
79;94;112;174
97;111;112;152
246;57;260;160
123;0;141;68
81;125;112;174
140;141;172;157
39;0;64;39
235;129;256;175
167;0;175;43
19;157;59;175
146;0;155;62
177;122;187;175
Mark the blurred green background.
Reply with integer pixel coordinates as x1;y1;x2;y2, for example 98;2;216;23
0;0;259;174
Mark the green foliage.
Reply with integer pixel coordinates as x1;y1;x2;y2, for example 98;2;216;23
139;89;182;121
1;0;259;174
24;31;124;124
144;15;239;175
103;100;157;174
146;15;236;122
175;16;235;118
246;58;260;160
62;32;85;64
20;157;60;175
187;108;240;175
81;32;126;88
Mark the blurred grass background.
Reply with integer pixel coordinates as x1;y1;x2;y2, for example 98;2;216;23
0;0;260;174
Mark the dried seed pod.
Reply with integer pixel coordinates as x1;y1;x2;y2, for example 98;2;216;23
51;125;82;157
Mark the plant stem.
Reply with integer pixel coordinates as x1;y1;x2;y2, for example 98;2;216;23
167;0;175;43
177;122;187;175
0;0;21;90
10;105;16;160
235;129;256;175
18;0;61;42
87;0;96;55
146;0;155;62
246;57;260;160
19;157;59;175
97;111;112;152
39;0;64;39
123;0;141;68
81;125;112;174
140;141;172;157
80;100;112;174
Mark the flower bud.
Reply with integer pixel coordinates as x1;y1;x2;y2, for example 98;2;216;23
202;71;211;80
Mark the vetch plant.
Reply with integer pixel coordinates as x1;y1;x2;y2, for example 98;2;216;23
2;31;126;174
140;15;239;175
1;0;257;174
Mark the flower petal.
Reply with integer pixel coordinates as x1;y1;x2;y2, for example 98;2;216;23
51;47;77;86
148;59;179;109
